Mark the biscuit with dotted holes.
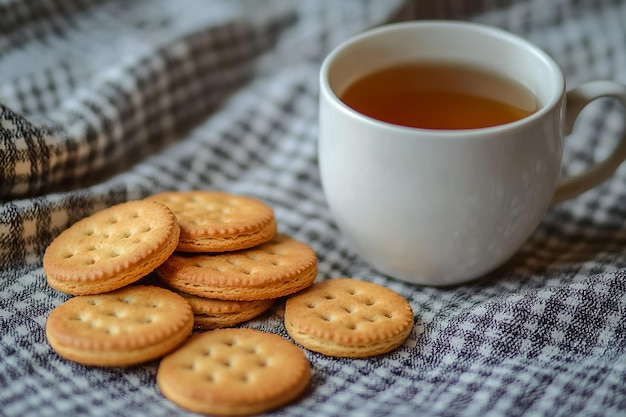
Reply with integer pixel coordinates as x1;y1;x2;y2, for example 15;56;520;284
43;200;180;295
144;190;276;252
45;285;194;367
156;234;317;301
157;328;310;416
284;278;414;358
172;290;275;329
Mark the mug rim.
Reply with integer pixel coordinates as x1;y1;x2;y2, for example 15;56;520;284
319;20;566;137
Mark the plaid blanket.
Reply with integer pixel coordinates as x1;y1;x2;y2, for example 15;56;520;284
2;0;626;416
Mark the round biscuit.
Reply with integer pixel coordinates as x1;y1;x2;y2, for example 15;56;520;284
45;285;194;366
157;328;310;416
156;234;317;300
284;278;414;358
144;190;276;252
173;290;275;329
43;200;180;295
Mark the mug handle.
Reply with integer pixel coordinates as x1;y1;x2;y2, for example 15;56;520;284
552;80;626;205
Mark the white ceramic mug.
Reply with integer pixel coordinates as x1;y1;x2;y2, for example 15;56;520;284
318;20;626;286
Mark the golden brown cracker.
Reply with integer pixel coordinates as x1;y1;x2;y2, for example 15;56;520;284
144;190;276;252
157;328;310;416
45;285;194;367
43;200;180;295
284;278;414;358
156;234;317;301
173;290;275;329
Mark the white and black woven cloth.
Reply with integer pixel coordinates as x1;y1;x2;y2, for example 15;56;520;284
2;0;626;416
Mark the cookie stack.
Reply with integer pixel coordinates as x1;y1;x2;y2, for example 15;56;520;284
145;190;318;329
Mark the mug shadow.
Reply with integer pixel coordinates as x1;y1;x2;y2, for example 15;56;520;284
469;216;626;286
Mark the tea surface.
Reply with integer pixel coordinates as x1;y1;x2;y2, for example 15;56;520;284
340;62;538;129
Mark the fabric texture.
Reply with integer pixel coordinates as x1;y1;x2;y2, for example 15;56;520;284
2;0;626;416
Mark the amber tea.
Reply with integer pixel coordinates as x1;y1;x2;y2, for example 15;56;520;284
339;62;538;129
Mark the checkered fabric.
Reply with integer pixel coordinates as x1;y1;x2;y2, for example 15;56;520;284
2;0;626;416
